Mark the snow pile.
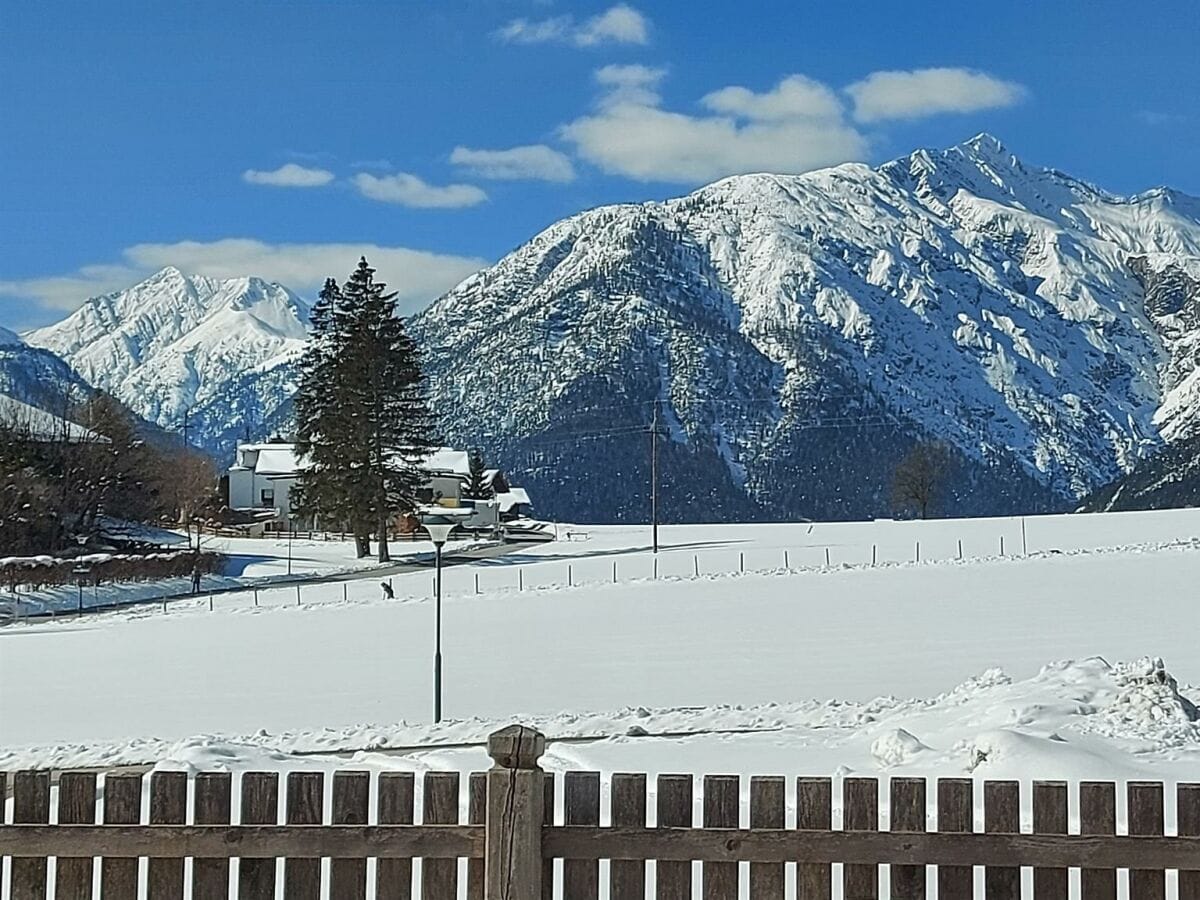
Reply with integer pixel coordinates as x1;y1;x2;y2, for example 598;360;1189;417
3;657;1198;785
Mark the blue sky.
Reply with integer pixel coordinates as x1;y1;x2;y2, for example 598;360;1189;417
2;0;1197;329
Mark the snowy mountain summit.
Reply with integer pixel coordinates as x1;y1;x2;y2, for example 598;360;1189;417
412;134;1200;521
26;267;310;456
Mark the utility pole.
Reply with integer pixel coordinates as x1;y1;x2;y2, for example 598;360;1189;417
651;401;659;554
181;408;191;449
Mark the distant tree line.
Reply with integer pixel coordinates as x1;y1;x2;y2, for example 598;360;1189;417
0;393;218;556
292;257;437;561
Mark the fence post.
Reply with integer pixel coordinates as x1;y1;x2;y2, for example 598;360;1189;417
485;725;546;900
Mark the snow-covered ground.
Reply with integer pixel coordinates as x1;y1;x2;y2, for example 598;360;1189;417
1;508;1199;798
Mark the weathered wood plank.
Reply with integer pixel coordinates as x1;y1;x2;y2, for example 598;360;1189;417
55;772;97;900
1079;781;1115;900
1180;783;1200;900
655;774;693;900
147;771;187;900
540;826;1200;867
889;778;924;900
610;774;647;900
11;770;50;900
563;772;601;899
376;772;415;900
795;777;832;900
1032;781;1067;900
0;823;482;857
0;772;5;900
842;778;878;900
192;771;231;900
1129;781;1166;900
422;771;460;900
543;771;556;900
467;772;487;900
748;777;784;900
100;772;142;900
238;772;279;900
935;779;971;899
703;775;739;900
330;771;370;900
284;771;323;900
984;781;1019;900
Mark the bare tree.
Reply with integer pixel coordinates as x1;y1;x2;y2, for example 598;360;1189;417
890;442;952;519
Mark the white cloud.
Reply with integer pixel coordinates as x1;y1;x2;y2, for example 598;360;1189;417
242;163;335;188
846;68;1026;123
1137;110;1186;127
595;63;666;106
561;68;866;184
0;240;488;321
450;145;576;182
497;4;648;47
351;172;488;208
576;4;648;46
702;75;843;122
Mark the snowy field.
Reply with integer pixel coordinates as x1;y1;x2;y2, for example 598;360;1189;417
1;507;1199;799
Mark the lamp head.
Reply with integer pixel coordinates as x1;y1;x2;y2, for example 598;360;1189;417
418;506;471;546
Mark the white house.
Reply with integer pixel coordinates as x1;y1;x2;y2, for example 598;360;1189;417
225;442;533;527
226;442;305;520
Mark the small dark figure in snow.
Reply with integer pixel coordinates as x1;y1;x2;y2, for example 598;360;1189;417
191;565;202;594
381;581;394;600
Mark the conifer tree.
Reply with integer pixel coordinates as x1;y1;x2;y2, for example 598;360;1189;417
463;448;493;500
294;260;436;561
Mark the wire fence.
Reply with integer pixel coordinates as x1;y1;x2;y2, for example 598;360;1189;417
2;524;1060;623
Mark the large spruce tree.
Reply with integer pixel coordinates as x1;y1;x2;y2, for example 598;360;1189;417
293;259;435;561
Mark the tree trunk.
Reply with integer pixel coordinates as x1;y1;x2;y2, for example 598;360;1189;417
377;511;390;563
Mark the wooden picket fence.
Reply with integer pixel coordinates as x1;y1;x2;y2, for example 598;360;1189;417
1;725;1199;899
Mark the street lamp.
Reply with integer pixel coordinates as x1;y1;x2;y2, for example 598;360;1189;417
419;506;472;723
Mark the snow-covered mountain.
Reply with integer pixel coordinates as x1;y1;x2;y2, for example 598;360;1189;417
16;136;1200;521
25;267;310;458
411;134;1200;522
0;327;93;415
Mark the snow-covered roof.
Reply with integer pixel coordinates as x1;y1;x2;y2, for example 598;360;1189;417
422;448;471;476
255;447;302;476
497;487;531;512
0;394;104;443
96;516;190;547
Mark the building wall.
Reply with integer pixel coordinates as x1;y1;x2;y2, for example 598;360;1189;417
228;468;298;521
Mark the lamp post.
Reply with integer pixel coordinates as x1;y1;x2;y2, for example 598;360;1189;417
419;507;470;724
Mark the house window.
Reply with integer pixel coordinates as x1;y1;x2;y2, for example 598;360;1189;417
261;489;275;507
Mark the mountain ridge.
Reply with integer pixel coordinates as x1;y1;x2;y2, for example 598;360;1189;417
10;134;1200;521
410;133;1200;521
24;267;310;456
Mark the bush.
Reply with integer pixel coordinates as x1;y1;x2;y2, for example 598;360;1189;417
0;550;224;591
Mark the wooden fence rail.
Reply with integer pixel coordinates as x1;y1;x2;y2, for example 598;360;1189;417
1;726;1199;899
